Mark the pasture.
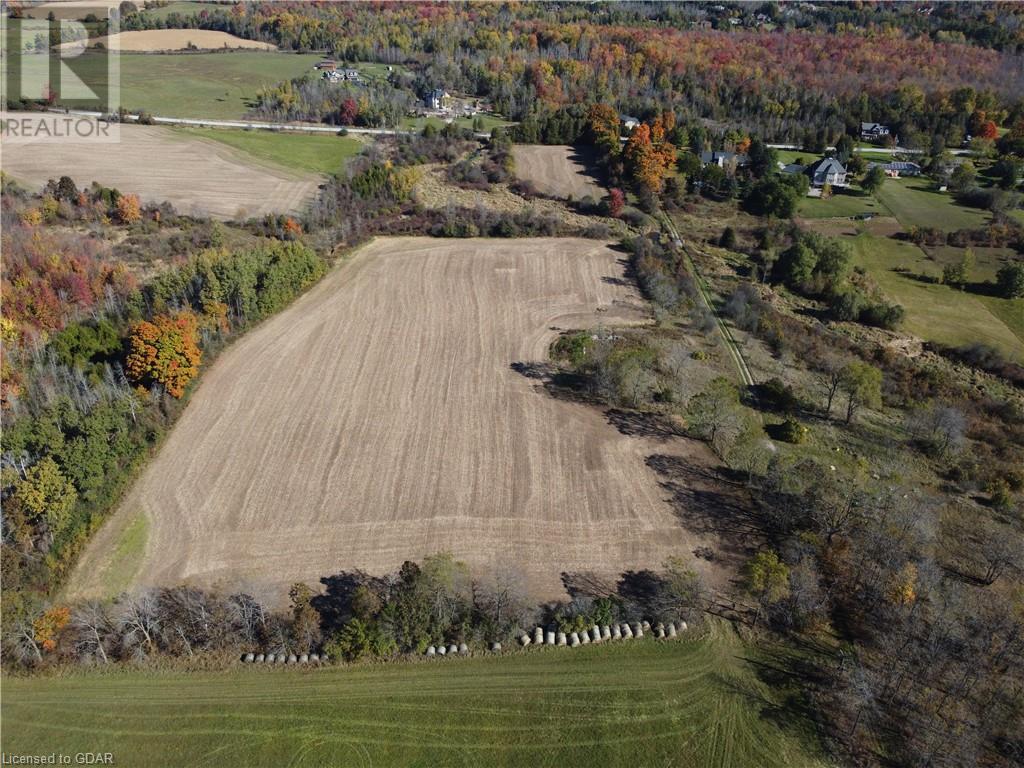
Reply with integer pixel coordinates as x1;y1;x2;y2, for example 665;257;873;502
873;176;991;231
69;237;723;605
0;622;827;768
1;113;319;219
182;127;365;175
9;51;320;119
848;232;1024;360
512;145;605;200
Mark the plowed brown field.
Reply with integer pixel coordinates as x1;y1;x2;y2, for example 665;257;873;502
512;145;604;200
70;237;720;603
2;113;318;220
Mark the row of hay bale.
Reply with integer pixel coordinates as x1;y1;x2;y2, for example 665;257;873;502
424;643;470;657
241;652;327;664
518;620;687;648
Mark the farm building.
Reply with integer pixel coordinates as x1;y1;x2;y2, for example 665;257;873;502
428;88;453;110
621;115;640;131
869;160;922;178
315;59;336;72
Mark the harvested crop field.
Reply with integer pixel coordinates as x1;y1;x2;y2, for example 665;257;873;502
512;145;605;200
56;29;277;52
1;113;318;219
70;237;723;604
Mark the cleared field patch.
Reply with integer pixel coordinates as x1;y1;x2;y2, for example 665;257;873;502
56;29;277;52
513;145;605;200
70;237;723;604
1;621;827;768
15;0;120;19
874;176;991;231
849;232;1024;360
182;127;365;175
1;113;319;219
7;51;320;119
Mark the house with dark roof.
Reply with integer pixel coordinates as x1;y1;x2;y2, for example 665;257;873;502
861;122;891;140
700;150;749;168
868;160;922;178
804;157;848;187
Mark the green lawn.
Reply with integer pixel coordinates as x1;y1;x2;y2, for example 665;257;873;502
849;232;1024;360
8;51;321;119
798;189;885;219
873;176;991;232
1;621;827;768
182;127;365;175
400;113;514;133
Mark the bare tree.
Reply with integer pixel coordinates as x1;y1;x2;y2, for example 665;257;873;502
117;590;161;659
70;601;113;664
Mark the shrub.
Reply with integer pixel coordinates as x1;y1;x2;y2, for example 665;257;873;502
776;418;808;444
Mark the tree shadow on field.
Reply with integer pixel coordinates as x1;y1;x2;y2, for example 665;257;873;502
560;571;618;599
605;408;683;440
509;361;600;405
645;454;763;563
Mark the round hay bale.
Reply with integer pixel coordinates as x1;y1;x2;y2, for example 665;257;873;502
622;624;633;639
490;641;502;652
569;632;580;647
310;653;320;662
320;654;330;663
667;623;677;638
255;653;265;663
602;625;611;640
288;654;298;663
633;622;643;638
655;624;665;639
520;634;531;647
679;621;688;632
642;621;651;632
459;642;469;654
534;626;544;645
437;645;447;655
590;626;602;643
266;653;276;663
580;630;590;644
299;653;309;663
426;645;436;656
557;631;567;646
276;654;286;664
546;630;556;645
448;644;458;655
612;624;622;640
243;653;254;663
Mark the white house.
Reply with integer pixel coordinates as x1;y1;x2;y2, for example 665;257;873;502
427;88;452;111
804;156;848;187
620;115;640;131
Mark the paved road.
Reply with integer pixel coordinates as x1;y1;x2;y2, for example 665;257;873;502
660;215;756;388
767;142;970;157
46;108;493;139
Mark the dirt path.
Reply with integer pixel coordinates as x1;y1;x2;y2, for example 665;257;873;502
69;237;725;605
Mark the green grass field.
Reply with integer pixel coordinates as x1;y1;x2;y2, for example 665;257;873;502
798;189;883;219
873;176;991;231
400;113;514;133
137;1;222;21
8;51;321;119
848;232;1024;360
182;127;365;175
1;622;827;768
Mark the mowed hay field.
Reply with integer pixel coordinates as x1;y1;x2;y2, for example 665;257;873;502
1;113;319;219
1;622;827;768
513;145;605;200
56;29;277;51
70;237;722;603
